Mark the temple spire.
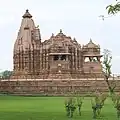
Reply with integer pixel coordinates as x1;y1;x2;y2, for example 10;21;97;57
22;9;32;18
14;9;41;52
90;38;93;43
60;29;62;33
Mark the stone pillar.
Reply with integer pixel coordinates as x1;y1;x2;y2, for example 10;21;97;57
97;56;100;62
21;48;24;70
46;49;49;70
18;48;20;71
28;49;31;73
89;56;93;62
31;44;35;74
40;47;42;71
78;49;81;70
75;48;77;70
72;47;75;69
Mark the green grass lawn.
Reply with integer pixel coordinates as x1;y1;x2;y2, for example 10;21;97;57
0;96;117;120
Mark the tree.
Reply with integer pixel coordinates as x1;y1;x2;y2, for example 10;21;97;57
102;49;116;94
106;0;120;15
1;70;12;79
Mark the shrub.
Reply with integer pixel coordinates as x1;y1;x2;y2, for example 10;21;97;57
76;96;84;116
91;92;107;119
111;93;120;119
65;97;76;118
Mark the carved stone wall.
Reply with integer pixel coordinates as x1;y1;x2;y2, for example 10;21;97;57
0;79;119;96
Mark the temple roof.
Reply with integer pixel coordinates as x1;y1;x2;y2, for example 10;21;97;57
83;39;100;48
22;9;32;18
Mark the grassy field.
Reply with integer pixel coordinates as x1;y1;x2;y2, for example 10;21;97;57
0;96;118;120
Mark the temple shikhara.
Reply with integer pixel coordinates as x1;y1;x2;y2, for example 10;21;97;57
12;10;103;79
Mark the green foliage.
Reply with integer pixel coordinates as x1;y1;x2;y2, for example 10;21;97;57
103;49;112;78
106;1;120;15
91;92;107;119
111;93;120;119
0;70;12;79
64;96;83;118
111;92;118;104
115;96;120;118
64;97;76;118
76;96;84;116
102;49;116;95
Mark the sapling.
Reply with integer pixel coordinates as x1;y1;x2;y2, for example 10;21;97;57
103;49;116;95
76;96;83;116
65;98;70;117
113;94;120;119
100;93;107;106
91;92;107;119
65;97;76;118
91;98;98;119
111;93;118;104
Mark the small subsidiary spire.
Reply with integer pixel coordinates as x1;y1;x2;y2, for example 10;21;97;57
89;38;93;43
52;33;54;36
60;29;62;33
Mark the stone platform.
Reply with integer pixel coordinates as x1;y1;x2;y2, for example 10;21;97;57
0;78;120;96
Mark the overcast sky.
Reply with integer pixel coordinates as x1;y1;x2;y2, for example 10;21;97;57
0;0;120;74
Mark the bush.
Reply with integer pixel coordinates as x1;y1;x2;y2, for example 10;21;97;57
76;96;84;116
65;97;76;118
111;93;120;119
91;92;107;119
64;94;84;118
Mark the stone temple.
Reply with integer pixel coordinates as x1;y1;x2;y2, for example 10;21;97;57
2;10;120;95
12;10;103;79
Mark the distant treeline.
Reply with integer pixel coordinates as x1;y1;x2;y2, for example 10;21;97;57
0;70;12;79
